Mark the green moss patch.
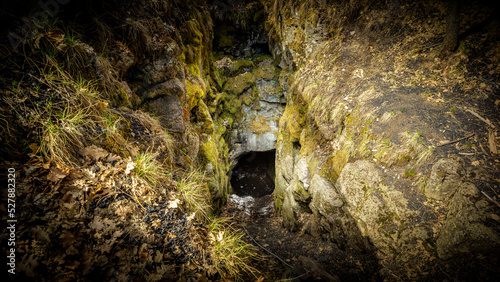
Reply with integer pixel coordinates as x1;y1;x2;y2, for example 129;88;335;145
186;80;204;110
222;72;255;95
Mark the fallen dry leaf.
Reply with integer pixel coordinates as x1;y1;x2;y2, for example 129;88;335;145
437;140;450;146
97;101;109;108
491;213;500;222
168;198;180;209
79;145;109;161
106;154;122;164
255;276;265;282
125;161;135;175
488;129;498;155
47;163;71;182
29;143;40;154
60;229;77;249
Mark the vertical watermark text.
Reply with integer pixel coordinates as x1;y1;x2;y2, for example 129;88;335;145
6;168;16;275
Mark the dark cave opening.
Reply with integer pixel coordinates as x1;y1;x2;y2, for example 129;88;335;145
251;42;272;56
231;150;275;198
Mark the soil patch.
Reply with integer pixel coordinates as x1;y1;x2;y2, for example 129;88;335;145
222;196;381;281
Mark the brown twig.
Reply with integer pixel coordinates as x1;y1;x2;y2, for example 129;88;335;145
481;191;500;208
241;225;294;268
436;133;475;147
466;109;496;128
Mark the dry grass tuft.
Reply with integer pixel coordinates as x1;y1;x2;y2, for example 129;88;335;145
126;18;152;54
134;150;165;189
208;217;260;280
177;169;212;221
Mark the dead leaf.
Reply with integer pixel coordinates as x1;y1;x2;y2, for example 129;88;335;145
255;276;265;282
115;205;132;218
168;198;180;209
79;145;109;161
491;213;500;222
471;160;480;166
60;229;77;249
125;161;135;175
488;129;498;155
47;163;70;182
106;154;122;164
69;169;85;180
97;101;109;108
42;161;51;169
29;143;40;154
62;193;74;202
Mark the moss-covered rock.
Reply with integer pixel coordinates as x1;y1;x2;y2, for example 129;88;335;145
279;102;305;143
242;94;253;106
222;72;255;95
186;80;204;110
309;174;343;216
195;100;214;134
253;58;278;80
424;157;465;201
225;95;242;115
232;59;254;74
436;182;500;260
293;182;311;203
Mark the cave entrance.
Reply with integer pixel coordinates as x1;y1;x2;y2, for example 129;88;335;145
231;150;275;198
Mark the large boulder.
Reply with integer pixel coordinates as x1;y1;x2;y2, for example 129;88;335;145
145;95;185;133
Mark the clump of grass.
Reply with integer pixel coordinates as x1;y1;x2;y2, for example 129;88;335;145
177;169;212;221
208;217;259;280
414;145;434;166
404;168;415;178
374;138;393;161
134;151;164;188
40;109;86;167
160;131;175;166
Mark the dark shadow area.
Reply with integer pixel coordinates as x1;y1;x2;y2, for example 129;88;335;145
231;150;275;198
251;42;272;56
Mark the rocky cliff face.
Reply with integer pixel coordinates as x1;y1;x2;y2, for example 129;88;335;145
267;0;500;278
2;0;499;280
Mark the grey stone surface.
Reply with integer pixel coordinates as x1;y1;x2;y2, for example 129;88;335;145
143;78;186;100
309;174;343;216
296;157;310;189
424;157;465;201
146;95;184;133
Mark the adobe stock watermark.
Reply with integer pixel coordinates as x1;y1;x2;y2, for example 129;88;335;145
7;0;71;51
6;168;16;275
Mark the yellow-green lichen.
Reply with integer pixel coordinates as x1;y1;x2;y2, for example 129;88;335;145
188;63;201;77
279;101;306;142
253;60;277;80
231;59;254;73
222;72;255;95
196;100;214;134
242;94;253;106
186;80;204;110
225;95;242;115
